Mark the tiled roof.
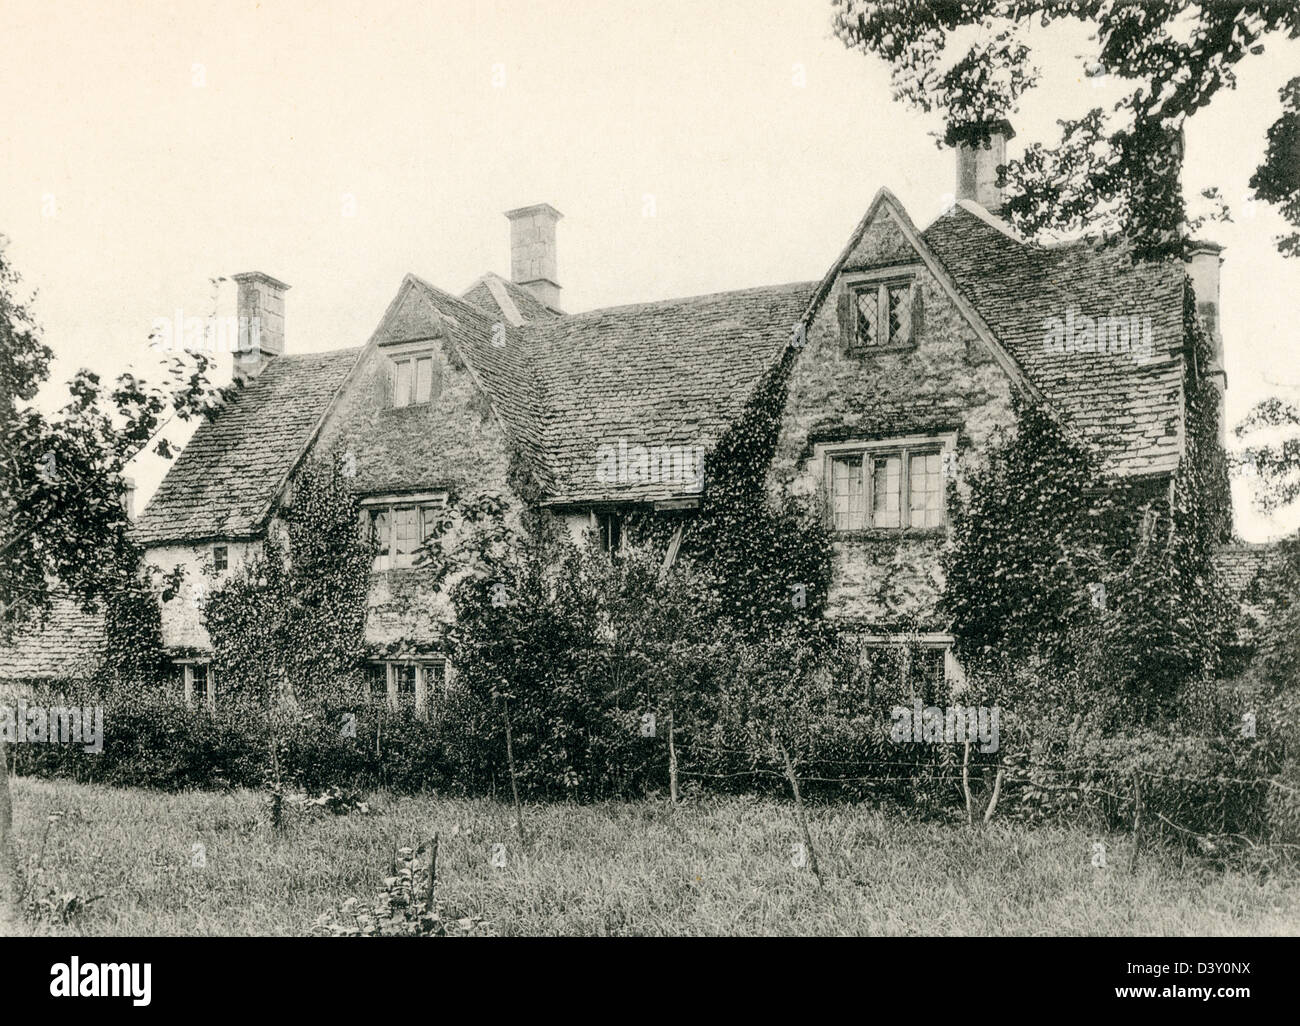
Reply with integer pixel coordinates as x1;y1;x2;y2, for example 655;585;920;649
525;282;815;504
138;194;1200;542
1214;541;1286;647
922;204;1188;478
133;348;361;545
0;593;104;680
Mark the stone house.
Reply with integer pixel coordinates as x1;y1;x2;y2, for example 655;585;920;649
50;125;1245;710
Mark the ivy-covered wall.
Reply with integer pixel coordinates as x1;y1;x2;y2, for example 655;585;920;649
767;205;1017;629
309;323;520;656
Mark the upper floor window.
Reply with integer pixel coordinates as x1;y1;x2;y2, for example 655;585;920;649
823;436;952;532
389;353;436;408
841;273;922;352
363;493;447;569
212;545;228;572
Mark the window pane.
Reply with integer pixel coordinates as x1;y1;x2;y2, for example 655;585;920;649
830;455;864;530
370;509;390;568
910;647;947;704
872;456;901;527
393;507;418;567
908;451;944;528
414;357;434;404
395;665;417;693
393;359;412;408
854;288;878;347
888;283;914;346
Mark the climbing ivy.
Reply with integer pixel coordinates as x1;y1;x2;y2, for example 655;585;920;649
942;277;1235;722
204;454;372;705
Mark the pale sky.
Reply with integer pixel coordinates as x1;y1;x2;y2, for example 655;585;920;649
2;0;1297;540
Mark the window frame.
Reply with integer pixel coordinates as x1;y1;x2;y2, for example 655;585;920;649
212;545;228;572
361;492;448;570
818;433;956;534
381;341;439;410
839;266;924;354
181;661;214;710
855;633;964;702
368;658;449;721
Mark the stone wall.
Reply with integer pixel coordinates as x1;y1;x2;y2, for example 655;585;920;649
769;207;1018;628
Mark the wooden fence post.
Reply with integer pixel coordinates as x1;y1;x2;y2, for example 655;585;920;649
1129;771;1144;874
0;740;21;934
776;734;823;888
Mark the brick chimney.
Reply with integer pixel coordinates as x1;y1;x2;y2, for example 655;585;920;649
504;204;562;311
1186;240;1226;439
232;271;289;382
950;121;1015;213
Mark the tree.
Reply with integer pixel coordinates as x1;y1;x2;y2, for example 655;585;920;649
0;236;226;929
833;1;1300;260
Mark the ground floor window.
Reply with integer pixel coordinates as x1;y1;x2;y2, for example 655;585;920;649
179;662;214;709
855;635;959;705
366;659;449;719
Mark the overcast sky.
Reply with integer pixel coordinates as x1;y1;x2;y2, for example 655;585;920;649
2;0;1297;540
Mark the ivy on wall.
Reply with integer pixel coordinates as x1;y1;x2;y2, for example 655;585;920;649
203;455;373;704
630;348;836;642
942;278;1235;721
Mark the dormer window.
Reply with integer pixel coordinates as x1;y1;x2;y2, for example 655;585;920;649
840;271;922;352
390;353;435;408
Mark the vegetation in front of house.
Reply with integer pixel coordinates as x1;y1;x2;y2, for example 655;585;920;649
9;778;1299;937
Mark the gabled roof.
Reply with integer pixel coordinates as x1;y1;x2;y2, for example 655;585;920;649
133;348;361;545
462;272;559;325
0;593;104;680
401;275;553;492
922;203;1188;477
137;188;1198;543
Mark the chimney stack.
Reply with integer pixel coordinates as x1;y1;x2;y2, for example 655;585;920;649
232;271;289;382
504;204;562;311
1186;240;1226;438
950;121;1015;213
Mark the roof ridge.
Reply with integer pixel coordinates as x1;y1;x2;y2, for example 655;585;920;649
554;279;817;323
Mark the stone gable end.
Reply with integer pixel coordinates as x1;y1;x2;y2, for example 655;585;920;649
770;202;1020;628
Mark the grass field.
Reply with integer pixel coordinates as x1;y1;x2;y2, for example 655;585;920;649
7;776;1298;936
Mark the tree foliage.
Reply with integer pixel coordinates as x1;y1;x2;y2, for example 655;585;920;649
832;1;1300;259
0;236;227;649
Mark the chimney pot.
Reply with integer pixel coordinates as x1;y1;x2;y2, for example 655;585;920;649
232;271;290;382
950;121;1015;212
504;204;562;311
121;476;136;520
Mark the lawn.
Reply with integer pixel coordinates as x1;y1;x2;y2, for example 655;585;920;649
7;776;1298;936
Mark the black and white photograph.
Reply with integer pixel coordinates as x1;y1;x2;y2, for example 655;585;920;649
0;0;1297;1003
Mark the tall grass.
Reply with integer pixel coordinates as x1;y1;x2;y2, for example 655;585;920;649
9;777;1297;936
